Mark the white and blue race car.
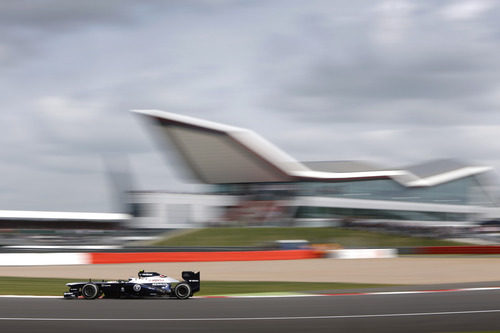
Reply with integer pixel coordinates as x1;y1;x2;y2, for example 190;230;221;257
64;270;200;300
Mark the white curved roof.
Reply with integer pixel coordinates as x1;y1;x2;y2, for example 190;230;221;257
133;110;492;187
133;110;304;183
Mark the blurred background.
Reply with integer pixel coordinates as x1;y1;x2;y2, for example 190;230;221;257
1;0;500;248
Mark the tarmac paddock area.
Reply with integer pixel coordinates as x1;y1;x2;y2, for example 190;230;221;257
1;257;500;285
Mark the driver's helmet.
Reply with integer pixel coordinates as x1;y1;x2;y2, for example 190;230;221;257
138;269;145;277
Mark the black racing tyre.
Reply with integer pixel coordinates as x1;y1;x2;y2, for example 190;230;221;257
81;283;99;299
174;283;192;300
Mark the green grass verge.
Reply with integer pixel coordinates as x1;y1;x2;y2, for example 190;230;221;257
151;227;467;247
0;276;394;296
0;277;84;296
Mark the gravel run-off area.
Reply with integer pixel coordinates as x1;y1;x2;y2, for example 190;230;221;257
1;257;500;285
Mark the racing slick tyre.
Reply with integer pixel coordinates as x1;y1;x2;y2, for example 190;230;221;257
81;283;100;299
174;283;192;300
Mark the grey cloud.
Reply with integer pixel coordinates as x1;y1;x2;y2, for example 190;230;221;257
253;2;500;129
0;1;151;31
2;0;500;211
0;0;228;67
0;0;247;32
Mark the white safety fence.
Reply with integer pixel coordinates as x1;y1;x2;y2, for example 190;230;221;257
0;253;91;266
326;248;397;259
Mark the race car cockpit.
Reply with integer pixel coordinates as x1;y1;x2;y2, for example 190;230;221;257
138;270;161;278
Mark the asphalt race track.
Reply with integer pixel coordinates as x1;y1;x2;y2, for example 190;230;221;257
2;290;500;333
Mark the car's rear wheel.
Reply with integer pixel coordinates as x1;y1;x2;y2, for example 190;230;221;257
174;283;191;299
82;283;99;299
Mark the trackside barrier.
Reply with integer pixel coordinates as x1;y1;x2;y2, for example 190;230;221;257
0;253;90;266
0;250;323;266
415;246;500;255
326;249;397;259
397;247;418;255
5;246;500;265
89;249;323;264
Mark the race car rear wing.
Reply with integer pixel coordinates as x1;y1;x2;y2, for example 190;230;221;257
182;271;200;293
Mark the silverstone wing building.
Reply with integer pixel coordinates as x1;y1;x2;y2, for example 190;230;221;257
129;110;500;229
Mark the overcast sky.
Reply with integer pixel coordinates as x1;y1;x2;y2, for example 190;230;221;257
1;0;500;212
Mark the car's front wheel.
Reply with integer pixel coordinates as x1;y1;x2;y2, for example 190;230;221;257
81;283;100;299
174;283;192;299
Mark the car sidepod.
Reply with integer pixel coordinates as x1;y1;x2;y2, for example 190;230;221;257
122;282;170;297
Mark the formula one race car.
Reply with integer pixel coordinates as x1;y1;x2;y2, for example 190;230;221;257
64;270;200;300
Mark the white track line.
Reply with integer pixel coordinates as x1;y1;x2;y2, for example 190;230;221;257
2;309;500;321
2;286;500;299
200;286;500;298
